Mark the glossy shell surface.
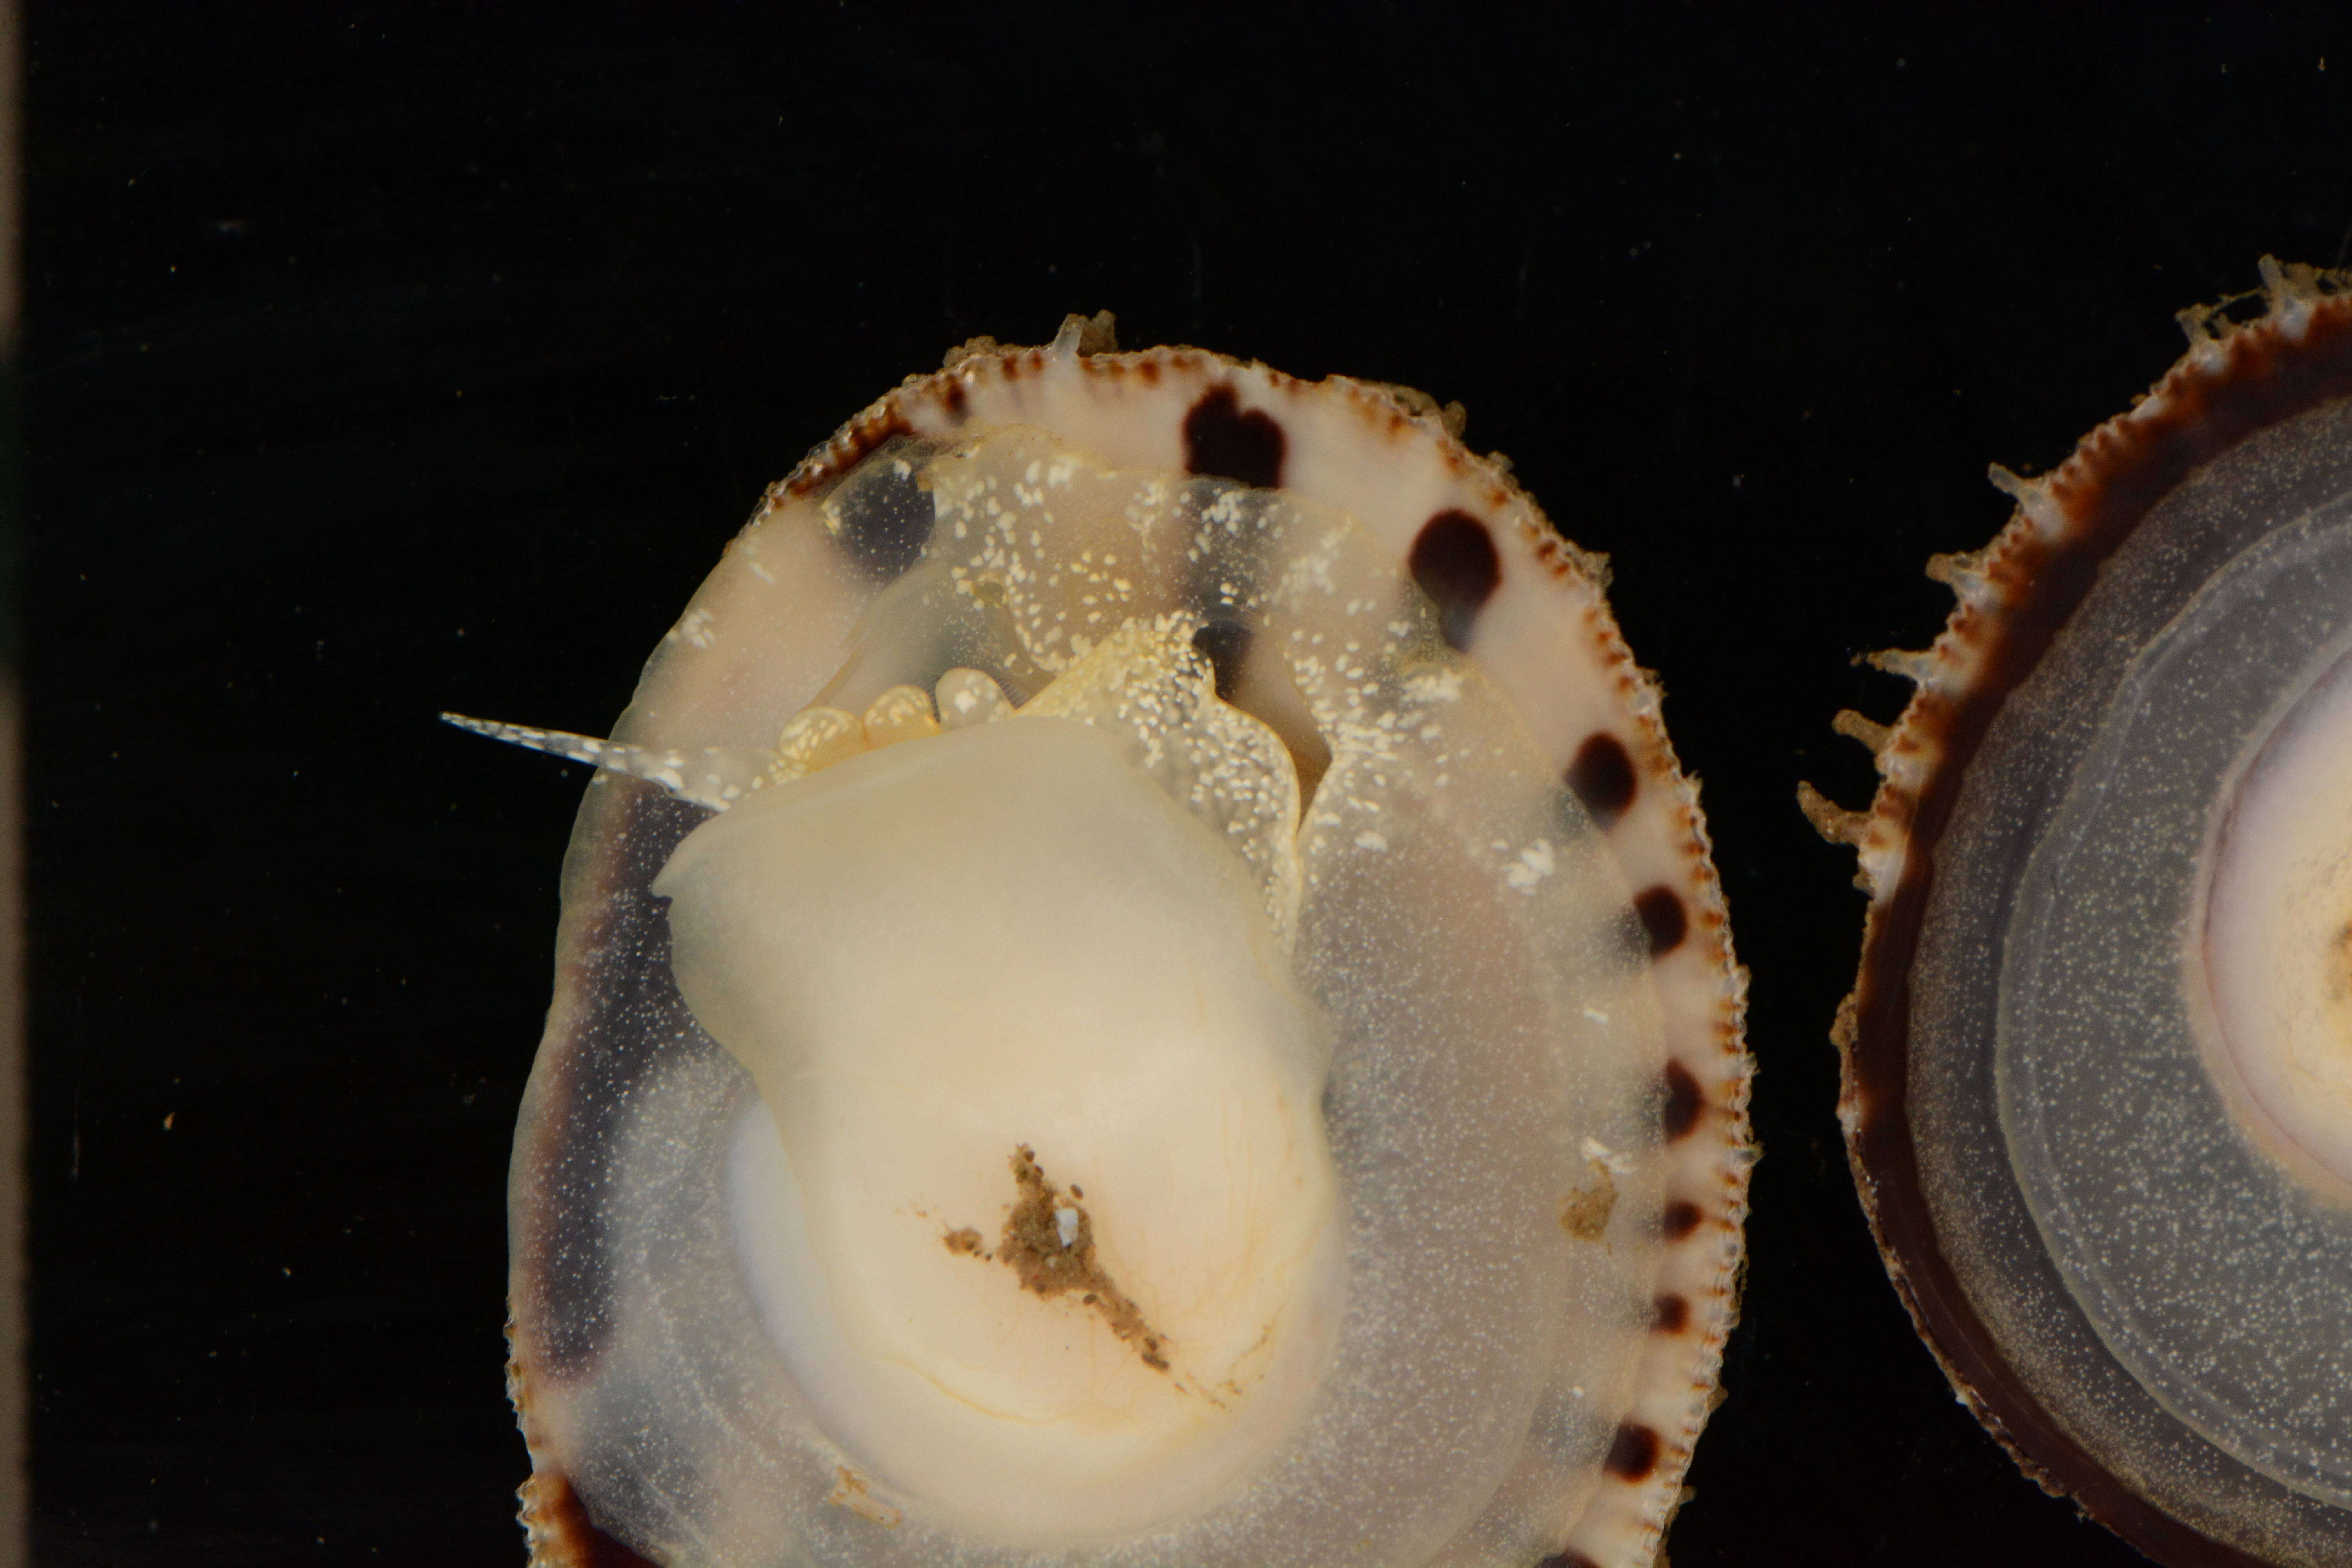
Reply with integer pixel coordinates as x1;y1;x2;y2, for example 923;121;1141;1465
1811;263;2352;1568
503;319;1752;1568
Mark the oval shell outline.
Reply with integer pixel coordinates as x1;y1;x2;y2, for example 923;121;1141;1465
508;318;1755;1568
1808;261;2352;1567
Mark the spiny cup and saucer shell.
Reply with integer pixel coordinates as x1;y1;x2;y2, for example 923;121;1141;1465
1808;263;2352;1568
504;316;1753;1568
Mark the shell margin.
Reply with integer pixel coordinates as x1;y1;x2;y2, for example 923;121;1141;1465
515;322;1756;1568
1810;260;2352;1568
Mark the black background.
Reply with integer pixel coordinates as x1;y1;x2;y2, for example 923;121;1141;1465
24;4;2352;1565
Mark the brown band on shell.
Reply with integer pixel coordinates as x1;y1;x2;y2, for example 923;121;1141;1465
517;1468;663;1568
1838;270;2352;1568
784;407;915;500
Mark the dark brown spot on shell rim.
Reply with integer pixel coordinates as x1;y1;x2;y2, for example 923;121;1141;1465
1661;1060;1702;1140
1183;383;1286;489
1837;273;2352;1568
1604;1421;1662;1481
1661;1200;1702;1241
1634;885;1688;957
1408;509;1501;651
1566;731;1637;829
1652;1292;1691;1334
1532;1552;1602;1568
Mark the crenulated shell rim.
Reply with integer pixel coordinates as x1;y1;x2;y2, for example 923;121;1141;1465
510;318;1755;1568
1804;260;2352;1568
